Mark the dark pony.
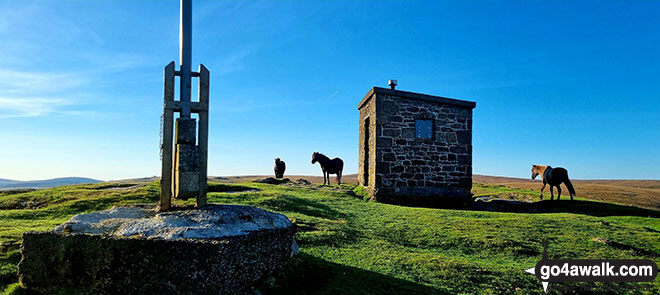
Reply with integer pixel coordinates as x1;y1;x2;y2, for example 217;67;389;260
274;158;286;178
532;164;576;200
311;152;344;185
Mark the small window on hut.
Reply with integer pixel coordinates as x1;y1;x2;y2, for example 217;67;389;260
415;119;433;139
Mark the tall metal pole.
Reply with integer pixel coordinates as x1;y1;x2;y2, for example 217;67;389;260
179;0;192;118
162;0;209;210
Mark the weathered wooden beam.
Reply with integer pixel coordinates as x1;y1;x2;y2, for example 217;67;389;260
160;61;176;211
197;64;209;207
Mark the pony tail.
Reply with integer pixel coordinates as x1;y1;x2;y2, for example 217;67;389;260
565;179;576;197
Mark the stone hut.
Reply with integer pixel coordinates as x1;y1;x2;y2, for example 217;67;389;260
357;86;476;207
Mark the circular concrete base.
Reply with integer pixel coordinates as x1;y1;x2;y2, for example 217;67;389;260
19;205;297;294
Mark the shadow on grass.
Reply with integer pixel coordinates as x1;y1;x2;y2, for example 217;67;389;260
296;227;363;248
471;199;660;218
207;183;259;193
535;200;660;217
262;253;448;295
258;195;345;220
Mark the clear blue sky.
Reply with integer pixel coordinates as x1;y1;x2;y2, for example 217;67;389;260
1;0;658;181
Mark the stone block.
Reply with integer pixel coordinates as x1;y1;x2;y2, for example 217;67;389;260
442;166;456;172
458;155;471;165
376;161;391;172
402;128;415;138
456;131;471;144
176;144;199;171
376;137;392;147
383;128;400;137
450;146;467;154
381;101;399;114
447;132;458;144
176;170;199;199
175;118;197;144
387;115;403;122
383;153;396;161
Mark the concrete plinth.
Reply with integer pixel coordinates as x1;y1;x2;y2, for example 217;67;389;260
176;170;200;199
175;144;199;199
174;117;200;200
176;144;200;171
19;205;298;295
175;118;197;145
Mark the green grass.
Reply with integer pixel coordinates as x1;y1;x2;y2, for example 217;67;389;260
2;181;660;294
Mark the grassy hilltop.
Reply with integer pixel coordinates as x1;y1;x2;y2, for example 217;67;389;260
1;179;659;294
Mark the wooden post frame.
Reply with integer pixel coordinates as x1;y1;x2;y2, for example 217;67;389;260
160;62;175;211
197;64;209;207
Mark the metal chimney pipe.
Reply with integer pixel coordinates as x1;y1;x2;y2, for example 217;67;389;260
179;0;192;117
388;79;398;90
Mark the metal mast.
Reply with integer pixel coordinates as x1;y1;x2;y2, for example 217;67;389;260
179;0;192;118
161;0;210;211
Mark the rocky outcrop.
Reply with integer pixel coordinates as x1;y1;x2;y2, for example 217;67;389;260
19;205;297;294
254;177;291;185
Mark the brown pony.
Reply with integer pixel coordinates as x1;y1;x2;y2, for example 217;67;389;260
532;164;576;201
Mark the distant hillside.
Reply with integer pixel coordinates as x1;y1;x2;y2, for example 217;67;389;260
0;177;102;190
473;174;660;210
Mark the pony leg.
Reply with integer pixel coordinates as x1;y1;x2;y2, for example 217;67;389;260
539;183;546;200
338;171;342;185
557;186;562;200
550;186;555;201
